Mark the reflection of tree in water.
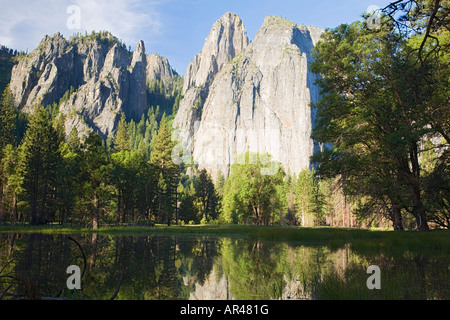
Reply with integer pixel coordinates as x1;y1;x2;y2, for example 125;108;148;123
312;248;450;300
0;234;79;299
82;235;219;300
90;235;182;300
0;234;220;300
1;234;448;300
220;239;288;300
181;237;218;286
219;242;450;300
174;236;220;299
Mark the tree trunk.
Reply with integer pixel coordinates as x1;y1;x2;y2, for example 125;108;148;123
92;189;99;230
13;194;18;223
409;144;430;231
175;188;178;225
412;201;429;231
397;148;430;232
30;175;39;225
122;197;128;224
37;177;48;225
301;209;305;227
392;204;404;231
89;233;98;272
117;190;122;225
0;180;4;222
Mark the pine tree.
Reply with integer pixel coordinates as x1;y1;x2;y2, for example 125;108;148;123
178;181;197;224
21;106;62;225
195;169;216;221
0;144;24;222
295;169;323;227
82;131;110;229
145;107;159;154
150;113;174;170
215;170;225;196
111;150;145;224
56;139;81;225
53;113;66;143
113;115;131;152
67;126;81;152
0;85;17;221
150;113;178;225
0;85;16;151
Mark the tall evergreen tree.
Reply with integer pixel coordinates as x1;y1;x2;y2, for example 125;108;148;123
0;85;17;221
150;113;178;225
0;85;16;151
82;131;110;229
195;168;216;221
111;150;146;224
145;106;159;147
21;106;62;225
114;115;131;152
67;126;81;152
295;169;324;227
56;127;83;225
0;144;24;222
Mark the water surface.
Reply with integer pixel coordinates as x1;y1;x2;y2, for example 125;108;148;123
0;233;448;300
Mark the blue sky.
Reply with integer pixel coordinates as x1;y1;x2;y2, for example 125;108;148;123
0;0;393;75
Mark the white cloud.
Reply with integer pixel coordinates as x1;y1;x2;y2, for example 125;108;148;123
0;0;162;52
74;0;162;45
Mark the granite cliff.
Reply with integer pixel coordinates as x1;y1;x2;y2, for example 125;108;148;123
174;15;323;178
173;12;249;141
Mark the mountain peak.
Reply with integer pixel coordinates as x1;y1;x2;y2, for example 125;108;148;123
131;40;147;66
135;40;146;53
218;12;244;25
182;12;249;93
261;16;298;30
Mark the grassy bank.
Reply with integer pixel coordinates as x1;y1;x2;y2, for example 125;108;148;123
0;223;388;238
0;224;448;252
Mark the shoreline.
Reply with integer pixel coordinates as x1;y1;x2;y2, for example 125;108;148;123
0;224;448;253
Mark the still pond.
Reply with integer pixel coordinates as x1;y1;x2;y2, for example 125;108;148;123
0;233;448;300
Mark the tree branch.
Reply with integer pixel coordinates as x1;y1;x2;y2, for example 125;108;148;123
418;0;441;64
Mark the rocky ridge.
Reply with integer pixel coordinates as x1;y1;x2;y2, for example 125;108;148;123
9;32;177;138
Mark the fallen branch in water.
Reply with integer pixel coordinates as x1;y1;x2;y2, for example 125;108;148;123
110;270;124;300
67;236;87;280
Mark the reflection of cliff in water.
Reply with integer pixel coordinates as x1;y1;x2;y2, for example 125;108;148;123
186;243;352;300
0;234;448;300
186;266;233;300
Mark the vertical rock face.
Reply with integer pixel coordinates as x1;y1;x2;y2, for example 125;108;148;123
182;12;249;93
9;33;78;112
146;54;175;81
9;32;176;138
174;15;323;178
173;12;249;141
128;40;148;117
